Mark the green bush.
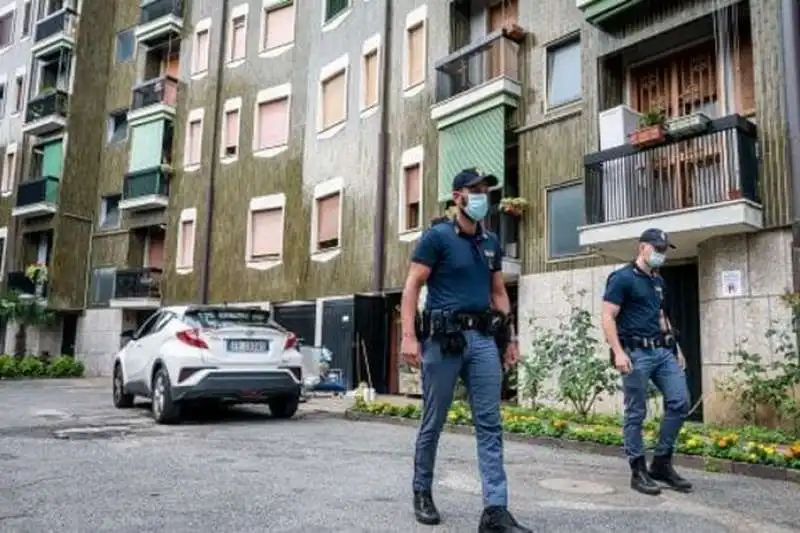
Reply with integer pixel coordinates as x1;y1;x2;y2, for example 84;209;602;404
0;354;85;379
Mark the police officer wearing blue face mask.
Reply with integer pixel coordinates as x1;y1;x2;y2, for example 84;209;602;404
601;229;693;496
400;169;531;533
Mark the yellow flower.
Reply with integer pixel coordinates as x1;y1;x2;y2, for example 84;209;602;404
747;453;759;462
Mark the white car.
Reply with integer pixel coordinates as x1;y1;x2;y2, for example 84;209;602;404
112;305;306;424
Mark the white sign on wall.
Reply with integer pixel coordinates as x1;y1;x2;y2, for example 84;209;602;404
720;270;743;297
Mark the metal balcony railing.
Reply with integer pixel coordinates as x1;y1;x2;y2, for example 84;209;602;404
485;204;521;260
131;75;179;111
434;30;520;103
139;0;182;25
34;7;77;43
583;115;759;225
25;89;69;123
114;267;163;299
123;167;169;200
15;176;60;207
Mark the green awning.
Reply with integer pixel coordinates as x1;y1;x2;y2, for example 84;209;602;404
437;106;505;202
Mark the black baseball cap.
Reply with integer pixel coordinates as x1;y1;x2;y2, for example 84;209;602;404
639;228;676;249
452;168;499;190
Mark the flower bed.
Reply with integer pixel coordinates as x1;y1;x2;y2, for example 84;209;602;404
0;354;85;379
350;399;800;473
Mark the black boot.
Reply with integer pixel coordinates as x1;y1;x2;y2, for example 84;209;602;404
630;456;661;495
413;491;441;525
478;506;533;533
650;453;693;493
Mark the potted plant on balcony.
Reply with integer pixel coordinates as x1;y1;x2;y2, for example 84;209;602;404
25;263;48;298
666;111;711;138
630;108;666;148
502;22;526;42
499;196;528;217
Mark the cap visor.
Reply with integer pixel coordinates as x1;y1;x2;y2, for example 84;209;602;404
465;174;499;188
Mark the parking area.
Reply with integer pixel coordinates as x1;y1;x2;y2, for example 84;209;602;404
0;379;798;533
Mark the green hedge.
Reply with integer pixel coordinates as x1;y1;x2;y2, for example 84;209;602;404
351;399;800;470
0;354;85;379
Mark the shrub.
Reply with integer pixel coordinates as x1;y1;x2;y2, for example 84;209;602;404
17;356;45;377
0;354;18;378
48;355;78;377
0;354;85;379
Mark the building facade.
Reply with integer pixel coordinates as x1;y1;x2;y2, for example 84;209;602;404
0;0;797;423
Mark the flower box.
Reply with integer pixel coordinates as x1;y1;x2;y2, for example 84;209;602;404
503;23;526;42
630;125;666;148
666;112;711;137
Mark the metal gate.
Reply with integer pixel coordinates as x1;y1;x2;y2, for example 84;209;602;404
321;299;356;389
354;293;389;393
271;302;316;346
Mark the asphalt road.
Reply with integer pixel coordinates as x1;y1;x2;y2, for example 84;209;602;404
0;380;798;533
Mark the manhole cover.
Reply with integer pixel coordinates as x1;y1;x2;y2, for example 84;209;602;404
52;425;132;440
539;478;614;495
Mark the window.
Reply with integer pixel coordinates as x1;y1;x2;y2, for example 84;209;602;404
253;84;291;152
89;267;116;307
262;1;295;52
361;36;380;110
228;6;248;64
316;193;341;251
192;19;211;75
0;82;6;118
176;208;196;271
99;195;121;229
1;144;16;195
116;28;135;63
400;146;423;234
222;98;241;159
546;182;585;259
184;109;204;168
247;194;286;264
107;109;128;144
404;6;427;91
21;1;30;38
12;74;23;114
546;37;581;108
0;227;7;277
324;0;349;22
320;68;347;131
0;10;14;48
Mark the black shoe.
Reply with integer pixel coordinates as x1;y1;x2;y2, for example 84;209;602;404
650;454;693;493
630;456;661;496
478;506;533;532
413;491;441;525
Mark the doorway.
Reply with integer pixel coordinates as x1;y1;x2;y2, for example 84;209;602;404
60;313;78;356
659;263;703;421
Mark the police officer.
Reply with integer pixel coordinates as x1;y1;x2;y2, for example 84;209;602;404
601;228;693;496
399;169;532;533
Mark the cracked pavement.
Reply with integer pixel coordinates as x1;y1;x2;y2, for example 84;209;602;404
0;379;798;532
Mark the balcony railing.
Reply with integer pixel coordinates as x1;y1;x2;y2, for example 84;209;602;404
34;7;77;43
434;30;520;103
25;89;69;123
584;115;759;225
114;267;163;300
131;76;179;111
16;176;60;208
123;167;169;200
139;0;182;25
7;271;48;298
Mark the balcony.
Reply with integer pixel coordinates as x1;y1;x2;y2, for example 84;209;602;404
432;30;521;203
7;271;48;300
23;89;69;136
120;166;170;212
579;115;763;260
109;267;162;309
135;0;183;48
577;0;645;28
12;177;60;219
486;204;521;280
32;7;78;57
128;76;179;126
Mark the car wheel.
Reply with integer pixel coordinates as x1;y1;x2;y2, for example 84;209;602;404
151;367;181;425
268;394;300;419
112;364;135;409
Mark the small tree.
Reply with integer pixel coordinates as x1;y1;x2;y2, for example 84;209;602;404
0;291;55;358
518;319;558;408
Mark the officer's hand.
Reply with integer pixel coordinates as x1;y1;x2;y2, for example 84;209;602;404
401;335;421;367
676;350;686;370
503;342;519;369
613;350;632;374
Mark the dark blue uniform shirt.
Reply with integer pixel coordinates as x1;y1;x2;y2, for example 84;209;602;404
603;264;664;339
411;220;503;313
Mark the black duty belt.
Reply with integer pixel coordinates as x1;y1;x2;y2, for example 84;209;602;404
622;335;675;349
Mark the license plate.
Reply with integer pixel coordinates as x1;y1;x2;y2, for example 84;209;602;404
227;340;270;353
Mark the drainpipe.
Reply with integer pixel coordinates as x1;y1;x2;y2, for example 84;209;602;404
370;0;392;293
198;0;229;304
781;0;800;294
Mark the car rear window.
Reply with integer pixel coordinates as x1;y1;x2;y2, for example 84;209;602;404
184;308;272;328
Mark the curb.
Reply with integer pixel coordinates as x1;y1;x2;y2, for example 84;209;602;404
344;410;800;485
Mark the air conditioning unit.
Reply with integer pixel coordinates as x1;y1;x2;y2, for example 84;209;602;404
598;105;641;221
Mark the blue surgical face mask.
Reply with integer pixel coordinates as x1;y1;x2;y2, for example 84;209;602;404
647;250;666;268
462;193;489;221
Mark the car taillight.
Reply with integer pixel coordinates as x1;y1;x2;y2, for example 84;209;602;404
283;332;297;350
176;329;209;349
